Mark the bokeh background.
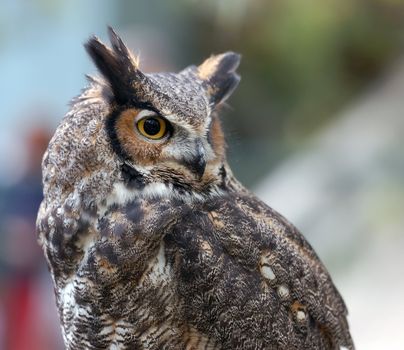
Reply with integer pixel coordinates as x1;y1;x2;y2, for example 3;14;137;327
1;0;404;349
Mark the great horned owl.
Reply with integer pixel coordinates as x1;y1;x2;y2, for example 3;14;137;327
36;27;354;350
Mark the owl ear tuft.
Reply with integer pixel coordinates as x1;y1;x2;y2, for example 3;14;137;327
84;27;145;104
197;52;241;106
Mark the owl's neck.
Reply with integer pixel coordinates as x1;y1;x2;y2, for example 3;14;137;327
99;162;244;214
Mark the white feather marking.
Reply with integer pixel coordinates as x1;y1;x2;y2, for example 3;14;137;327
99;324;114;336
111;182;138;204
142;182;173;199
76;229;97;259
148;242;171;285
60;279;75;309
103;180;209;211
60;278;77;345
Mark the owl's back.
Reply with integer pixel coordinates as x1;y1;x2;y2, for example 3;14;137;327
168;190;353;350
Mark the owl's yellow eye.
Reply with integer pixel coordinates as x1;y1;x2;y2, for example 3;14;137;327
136;116;167;140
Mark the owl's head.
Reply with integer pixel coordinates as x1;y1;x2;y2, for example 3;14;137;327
42;27;240;210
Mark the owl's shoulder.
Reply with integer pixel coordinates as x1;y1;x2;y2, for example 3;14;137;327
166;191;353;349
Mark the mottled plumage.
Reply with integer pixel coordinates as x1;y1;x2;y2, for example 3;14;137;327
36;27;354;349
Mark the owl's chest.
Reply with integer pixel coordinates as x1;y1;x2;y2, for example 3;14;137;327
57;241;181;349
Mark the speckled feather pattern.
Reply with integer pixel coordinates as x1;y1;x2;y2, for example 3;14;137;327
37;28;354;350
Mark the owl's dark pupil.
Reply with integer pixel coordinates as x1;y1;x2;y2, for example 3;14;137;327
143;118;160;135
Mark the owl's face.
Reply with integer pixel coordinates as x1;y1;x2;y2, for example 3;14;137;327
108;103;224;183
42;28;240;211
90;28;241;191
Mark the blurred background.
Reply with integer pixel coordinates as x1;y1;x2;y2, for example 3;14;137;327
1;0;403;348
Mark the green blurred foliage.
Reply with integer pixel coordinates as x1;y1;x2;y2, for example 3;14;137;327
170;0;404;184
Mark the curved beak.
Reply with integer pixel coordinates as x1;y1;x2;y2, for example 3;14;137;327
182;141;207;180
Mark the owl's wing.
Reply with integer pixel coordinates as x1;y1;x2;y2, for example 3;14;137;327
167;191;354;350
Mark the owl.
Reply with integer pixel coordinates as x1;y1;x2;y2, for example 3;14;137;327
36;27;354;350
